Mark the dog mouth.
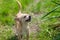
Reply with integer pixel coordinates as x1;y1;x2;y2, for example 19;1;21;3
25;16;31;22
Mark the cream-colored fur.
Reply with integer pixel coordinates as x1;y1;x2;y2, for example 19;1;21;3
15;12;30;40
14;0;31;40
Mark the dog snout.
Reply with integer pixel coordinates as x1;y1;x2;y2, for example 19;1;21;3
29;16;31;20
25;15;31;22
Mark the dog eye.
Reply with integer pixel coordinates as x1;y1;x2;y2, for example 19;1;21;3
24;16;26;18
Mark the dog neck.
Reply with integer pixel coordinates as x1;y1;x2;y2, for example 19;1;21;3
16;19;29;29
22;22;28;27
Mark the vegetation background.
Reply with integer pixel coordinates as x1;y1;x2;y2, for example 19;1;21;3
0;0;60;40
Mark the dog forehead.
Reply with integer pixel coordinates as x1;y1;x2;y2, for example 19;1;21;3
16;13;29;18
23;14;29;16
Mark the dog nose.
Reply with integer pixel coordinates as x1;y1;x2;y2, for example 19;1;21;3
29;16;31;20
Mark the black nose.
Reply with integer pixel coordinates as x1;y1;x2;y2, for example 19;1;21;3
29;16;31;20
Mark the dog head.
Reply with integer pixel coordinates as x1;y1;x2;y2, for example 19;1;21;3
15;12;31;24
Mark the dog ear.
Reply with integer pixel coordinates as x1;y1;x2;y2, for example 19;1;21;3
15;16;19;21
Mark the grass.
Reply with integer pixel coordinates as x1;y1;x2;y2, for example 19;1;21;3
0;0;60;40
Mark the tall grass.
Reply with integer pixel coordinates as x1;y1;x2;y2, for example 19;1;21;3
0;0;60;40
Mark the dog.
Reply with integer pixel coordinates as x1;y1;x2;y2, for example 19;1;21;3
14;0;31;40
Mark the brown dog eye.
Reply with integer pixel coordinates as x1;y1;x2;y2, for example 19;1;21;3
24;16;26;18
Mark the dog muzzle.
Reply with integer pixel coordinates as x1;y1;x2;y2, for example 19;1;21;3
25;16;31;22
